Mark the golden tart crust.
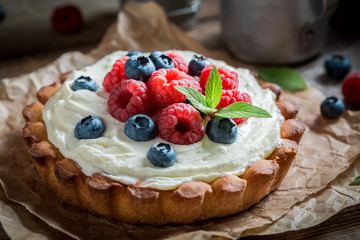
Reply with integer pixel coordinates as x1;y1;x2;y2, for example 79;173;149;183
21;73;305;225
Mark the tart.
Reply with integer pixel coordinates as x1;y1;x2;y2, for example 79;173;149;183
21;51;306;224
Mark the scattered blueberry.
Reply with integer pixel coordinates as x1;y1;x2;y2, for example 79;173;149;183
124;55;156;82
74;115;105;139
147;143;176;168
189;55;212;76
320;96;345;119
149;51;175;70
125;114;157;141
325;55;351;79
206;118;237;144
72;76;97;91
127;51;143;57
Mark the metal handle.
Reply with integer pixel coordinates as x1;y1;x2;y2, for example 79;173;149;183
301;0;339;47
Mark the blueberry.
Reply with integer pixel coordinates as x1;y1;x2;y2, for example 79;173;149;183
206;118;237;144
325;55;351;80
127;51;143;57
124;55;156;82
189;55;212;76
149;51;175;70
72;76;97;91
125;114;157;141
147;143;176;168
320;96;345;119
74;115;105;139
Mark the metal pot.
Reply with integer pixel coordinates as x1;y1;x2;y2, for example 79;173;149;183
221;0;339;64
121;0;201;29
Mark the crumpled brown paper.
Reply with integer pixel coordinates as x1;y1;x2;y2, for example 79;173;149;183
0;1;359;240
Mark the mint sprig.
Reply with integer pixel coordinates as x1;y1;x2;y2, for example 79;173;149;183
175;66;272;119
175;86;216;115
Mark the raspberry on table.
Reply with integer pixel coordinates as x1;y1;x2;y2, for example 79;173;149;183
217;89;252;125
51;5;83;35
107;80;155;122
342;72;360;109
200;65;239;90
103;56;129;93
147;68;193;107
157;103;205;145
167;52;189;74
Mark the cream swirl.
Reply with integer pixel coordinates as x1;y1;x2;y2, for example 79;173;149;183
43;50;284;190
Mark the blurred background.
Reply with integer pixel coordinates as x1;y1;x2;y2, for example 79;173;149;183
0;0;359;68
1;0;359;98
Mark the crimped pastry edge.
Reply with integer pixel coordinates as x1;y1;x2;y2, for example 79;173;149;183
21;76;305;224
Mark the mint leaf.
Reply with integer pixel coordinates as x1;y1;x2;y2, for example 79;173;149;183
214;102;272;118
254;66;307;92
175;85;206;106
205;66;222;108
349;176;360;186
175;86;217;115
176;67;273;120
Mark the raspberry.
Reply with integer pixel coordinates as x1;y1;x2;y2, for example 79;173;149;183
51;5;83;35
167;52;189;73
147;68;193;107
107;80;155;122
200;65;239;90
342;72;360;109
189;76;204;94
217;89;252;125
157;103;204;145
103;56;129;93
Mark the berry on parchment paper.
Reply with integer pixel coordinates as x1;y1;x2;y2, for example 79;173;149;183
320;96;345;119
342;72;360;109
51;5;83;34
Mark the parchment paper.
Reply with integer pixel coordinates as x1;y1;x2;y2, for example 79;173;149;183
0;2;359;239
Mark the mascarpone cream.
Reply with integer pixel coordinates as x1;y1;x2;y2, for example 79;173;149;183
42;50;284;190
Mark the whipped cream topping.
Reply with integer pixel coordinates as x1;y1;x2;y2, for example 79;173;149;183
43;50;284;190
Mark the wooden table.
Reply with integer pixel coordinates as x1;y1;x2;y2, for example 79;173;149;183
0;0;359;239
